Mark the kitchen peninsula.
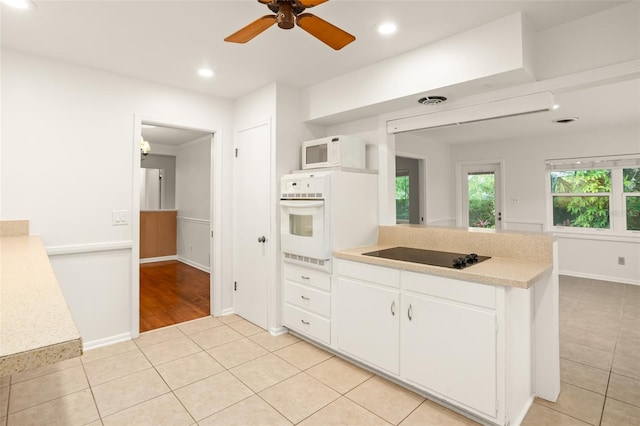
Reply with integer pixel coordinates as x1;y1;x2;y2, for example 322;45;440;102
289;224;559;426
0;220;82;377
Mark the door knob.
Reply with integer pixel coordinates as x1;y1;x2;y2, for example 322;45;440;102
258;236;266;243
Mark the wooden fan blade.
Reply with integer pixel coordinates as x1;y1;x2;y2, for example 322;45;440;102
296;13;355;50
258;0;272;3
224;15;277;43
298;0;329;7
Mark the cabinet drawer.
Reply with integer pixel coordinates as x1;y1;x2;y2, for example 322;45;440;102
336;259;400;289
284;304;330;344
284;263;331;291
284;281;331;318
402;270;496;309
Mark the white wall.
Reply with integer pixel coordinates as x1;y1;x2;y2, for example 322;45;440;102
534;2;640;80
447;125;640;284
0;49;234;346
303;13;535;123
176;135;211;271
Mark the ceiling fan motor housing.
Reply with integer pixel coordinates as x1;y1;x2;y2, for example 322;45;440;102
277;2;296;29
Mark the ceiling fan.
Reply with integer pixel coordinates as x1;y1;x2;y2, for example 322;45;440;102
224;0;356;50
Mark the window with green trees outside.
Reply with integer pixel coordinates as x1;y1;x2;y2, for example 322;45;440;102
549;162;640;232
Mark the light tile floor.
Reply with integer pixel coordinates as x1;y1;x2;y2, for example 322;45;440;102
522;276;640;426
1;276;639;425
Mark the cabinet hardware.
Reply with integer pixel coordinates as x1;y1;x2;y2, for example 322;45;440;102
408;304;413;321
301;276;310;280
301;295;310;301
391;300;396;316
301;319;310;325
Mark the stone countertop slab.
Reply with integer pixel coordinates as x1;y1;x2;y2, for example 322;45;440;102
0;236;82;376
334;224;556;289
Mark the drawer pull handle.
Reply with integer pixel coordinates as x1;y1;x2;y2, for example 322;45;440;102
390;300;395;316
301;295;310;301
408;304;413;321
301;276;310;280
301;319;310;325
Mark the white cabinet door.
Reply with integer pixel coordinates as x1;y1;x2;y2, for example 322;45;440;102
335;277;400;374
402;293;497;417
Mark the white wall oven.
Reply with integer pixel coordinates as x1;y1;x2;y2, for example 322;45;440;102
280;172;332;270
280;170;378;273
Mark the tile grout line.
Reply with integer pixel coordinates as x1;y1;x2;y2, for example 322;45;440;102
79;359;104;426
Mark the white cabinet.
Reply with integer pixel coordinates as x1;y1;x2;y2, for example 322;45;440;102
283;263;331;344
335;276;400;374
401;292;497;417
334;259;505;422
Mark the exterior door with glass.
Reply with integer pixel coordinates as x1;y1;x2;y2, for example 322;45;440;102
460;163;503;229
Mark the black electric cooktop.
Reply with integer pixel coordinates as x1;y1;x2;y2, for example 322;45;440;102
362;247;490;269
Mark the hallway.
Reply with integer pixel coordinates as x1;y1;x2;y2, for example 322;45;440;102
140;261;210;332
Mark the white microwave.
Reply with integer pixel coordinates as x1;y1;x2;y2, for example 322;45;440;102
301;135;365;170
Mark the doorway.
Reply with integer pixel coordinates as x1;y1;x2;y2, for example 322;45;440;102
395;154;426;225
136;121;215;333
459;162;503;229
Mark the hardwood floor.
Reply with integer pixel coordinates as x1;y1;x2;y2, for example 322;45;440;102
139;260;210;332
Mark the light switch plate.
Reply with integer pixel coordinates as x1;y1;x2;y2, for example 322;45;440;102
112;210;129;226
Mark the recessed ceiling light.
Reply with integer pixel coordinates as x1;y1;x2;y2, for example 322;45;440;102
552;104;560;110
378;22;397;35
2;0;37;9
198;68;215;78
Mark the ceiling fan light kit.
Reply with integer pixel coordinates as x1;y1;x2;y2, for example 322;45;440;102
225;0;355;50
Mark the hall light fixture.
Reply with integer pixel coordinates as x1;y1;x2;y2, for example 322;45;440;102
140;136;151;160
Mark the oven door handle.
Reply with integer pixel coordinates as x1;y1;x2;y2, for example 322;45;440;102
279;200;324;208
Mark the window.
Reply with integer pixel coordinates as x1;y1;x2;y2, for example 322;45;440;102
550;169;611;229
624;167;640;231
546;156;640;234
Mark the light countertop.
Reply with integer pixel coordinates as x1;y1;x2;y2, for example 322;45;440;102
1;230;82;376
334;225;555;289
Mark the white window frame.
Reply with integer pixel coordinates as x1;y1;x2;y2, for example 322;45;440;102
545;154;640;237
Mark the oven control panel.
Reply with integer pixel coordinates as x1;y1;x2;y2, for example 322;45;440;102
281;172;331;199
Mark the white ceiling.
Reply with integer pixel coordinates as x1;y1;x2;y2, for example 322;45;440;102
141;125;210;147
2;1;637;146
0;0;627;101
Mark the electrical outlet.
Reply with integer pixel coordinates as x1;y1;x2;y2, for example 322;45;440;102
618;256;626;266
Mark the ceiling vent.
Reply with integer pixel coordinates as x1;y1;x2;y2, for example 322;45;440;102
552;117;579;124
418;95;448;106
387;92;555;134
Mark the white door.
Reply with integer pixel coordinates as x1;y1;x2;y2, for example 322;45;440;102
233;123;271;329
460;163;503;229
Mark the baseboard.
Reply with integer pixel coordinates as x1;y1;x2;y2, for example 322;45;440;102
268;326;289;336
83;332;132;351
139;255;178;264
511;396;535;426
219;308;235;317
177;256;210;273
559;270;639;286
